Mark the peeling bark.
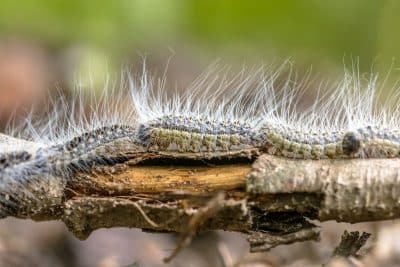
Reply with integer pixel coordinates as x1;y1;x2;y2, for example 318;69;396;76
9;154;400;254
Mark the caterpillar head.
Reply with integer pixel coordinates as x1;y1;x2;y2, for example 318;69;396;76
342;131;362;157
342;127;400;158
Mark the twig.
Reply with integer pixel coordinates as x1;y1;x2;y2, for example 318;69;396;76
332;231;371;258
163;192;226;263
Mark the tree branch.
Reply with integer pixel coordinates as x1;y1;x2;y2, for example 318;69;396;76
8;152;400;254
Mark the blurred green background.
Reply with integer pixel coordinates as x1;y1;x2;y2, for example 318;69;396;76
1;0;399;69
0;0;400;119
0;0;400;125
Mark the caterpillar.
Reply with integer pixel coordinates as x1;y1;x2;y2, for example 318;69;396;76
1;62;400;217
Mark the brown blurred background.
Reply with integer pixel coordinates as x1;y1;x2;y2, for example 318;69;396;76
1;1;400;266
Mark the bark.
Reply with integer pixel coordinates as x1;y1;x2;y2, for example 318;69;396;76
13;154;400;255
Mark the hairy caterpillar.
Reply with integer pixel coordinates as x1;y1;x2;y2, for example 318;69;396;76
1;62;400;218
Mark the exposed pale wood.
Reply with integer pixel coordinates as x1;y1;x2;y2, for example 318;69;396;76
71;164;251;195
